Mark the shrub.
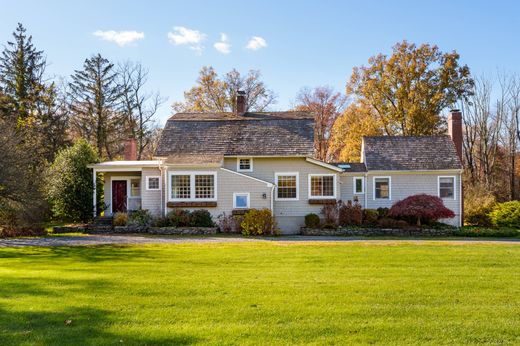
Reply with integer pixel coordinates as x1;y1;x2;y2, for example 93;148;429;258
166;209;192;227
377;207;389;219
464;185;496;226
189;209;214;227
378;217;398;229
455;227;519;238
152;216;170;227
113;212;128;226
388;194;455;226
45;139;99;222
0;226;47;238
241;209;278;236
338;200;363;226
128;209;153;227
305;213;321;228
489;201;520;228
217;213;242;233
321;202;339;228
363;209;379;226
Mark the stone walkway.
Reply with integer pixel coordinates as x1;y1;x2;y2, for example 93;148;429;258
0;234;519;247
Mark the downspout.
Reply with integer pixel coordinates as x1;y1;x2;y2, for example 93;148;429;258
160;162;167;216
270;184;275;214
364;172;368;208
459;169;463;227
92;168;97;218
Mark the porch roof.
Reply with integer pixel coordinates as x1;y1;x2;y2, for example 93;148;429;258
87;160;162;172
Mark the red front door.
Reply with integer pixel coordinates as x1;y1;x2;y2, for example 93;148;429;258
112;180;127;213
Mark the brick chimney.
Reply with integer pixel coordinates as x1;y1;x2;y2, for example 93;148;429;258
124;137;137;161
448;109;463;162
235;90;246;116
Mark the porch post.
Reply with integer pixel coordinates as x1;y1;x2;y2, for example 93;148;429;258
92;168;97;218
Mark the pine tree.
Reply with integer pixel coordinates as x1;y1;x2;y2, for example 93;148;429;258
69;54;125;159
0;23;46;123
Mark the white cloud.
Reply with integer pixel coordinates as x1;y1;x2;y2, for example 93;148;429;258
213;33;231;54
93;30;144;46
167;26;206;54
245;36;267;51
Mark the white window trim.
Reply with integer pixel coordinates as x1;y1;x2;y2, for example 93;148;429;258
353;176;364;194
373;176;391;201
233;192;250;209
168;171;217;202
308;174;337;199
237;157;253;172
438;175;456;200
146;176;161;191
274;172;299;201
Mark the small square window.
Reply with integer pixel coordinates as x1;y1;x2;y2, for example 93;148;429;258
146;176;160;190
237;158;253;172
234;193;250;209
130;179;141;197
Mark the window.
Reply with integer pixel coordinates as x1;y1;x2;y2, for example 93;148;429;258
130;178;141;197
171;175;191;199
374;177;391;200
309;174;336;198
353;177;364;194
439;176;455;199
237;157;253;172
169;172;216;201
195;175;215;199
146;176;160;191
233;193;250;209
275;173;298;200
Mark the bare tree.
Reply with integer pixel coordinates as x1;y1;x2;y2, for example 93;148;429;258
119;61;165;159
295;86;347;161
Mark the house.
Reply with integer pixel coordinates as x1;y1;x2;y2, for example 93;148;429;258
88;93;463;233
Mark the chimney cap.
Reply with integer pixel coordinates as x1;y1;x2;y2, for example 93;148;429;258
237;90;246;95
450;109;461;113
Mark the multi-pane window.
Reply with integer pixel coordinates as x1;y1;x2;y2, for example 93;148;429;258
170;173;216;200
238;158;252;172
374;177;390;199
310;175;335;197
147;176;160;190
354;177;364;194
171;175;191;199
439;177;455;199
276;174;298;200
195;175;215;199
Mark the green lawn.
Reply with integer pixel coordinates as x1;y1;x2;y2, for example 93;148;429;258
1;242;519;345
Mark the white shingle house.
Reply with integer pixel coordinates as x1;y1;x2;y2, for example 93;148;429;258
88;93;463;233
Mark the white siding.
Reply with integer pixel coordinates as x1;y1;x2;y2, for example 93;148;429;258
141;168;162;216
339;175;366;208
365;172;462;226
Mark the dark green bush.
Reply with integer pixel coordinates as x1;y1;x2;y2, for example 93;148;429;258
489;201;520;228
152;216;170;227
455;227;519;238
189;210;214;227
305;213;320;228
363;209;379;225
167;209;192;227
377;207;389;219
378;217;398;228
128;209;153;227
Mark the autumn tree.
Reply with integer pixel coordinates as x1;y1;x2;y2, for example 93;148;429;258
69;54;125;159
118;61;164;159
329;101;383;162
347;41;474;136
295;86;347;161
172;66;276;113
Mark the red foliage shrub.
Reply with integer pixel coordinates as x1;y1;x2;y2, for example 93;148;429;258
388;194;455;226
338;200;363;226
0;226;47;238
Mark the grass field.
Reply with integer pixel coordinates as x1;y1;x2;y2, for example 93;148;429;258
0;241;519;345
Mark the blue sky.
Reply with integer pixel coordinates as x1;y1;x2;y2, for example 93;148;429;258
1;0;519;124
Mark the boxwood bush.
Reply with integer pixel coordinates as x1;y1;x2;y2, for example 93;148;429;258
489;201;520;228
304;213;320;228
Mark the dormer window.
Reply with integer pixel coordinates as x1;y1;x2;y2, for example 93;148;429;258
237;157;253;172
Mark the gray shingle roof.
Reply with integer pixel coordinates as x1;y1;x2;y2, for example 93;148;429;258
363;136;462;171
155;112;315;157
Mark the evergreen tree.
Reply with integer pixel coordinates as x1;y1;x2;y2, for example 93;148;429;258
69;54;125;159
0;23;46;123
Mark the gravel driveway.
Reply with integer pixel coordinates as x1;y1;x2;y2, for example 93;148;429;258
0;234;519;247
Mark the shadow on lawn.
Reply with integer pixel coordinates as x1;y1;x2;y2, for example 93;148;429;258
0;305;199;345
0;245;155;263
